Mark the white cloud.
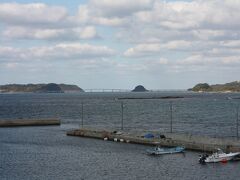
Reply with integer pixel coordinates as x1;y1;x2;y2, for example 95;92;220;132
220;40;240;48
157;58;169;65
75;26;97;39
124;41;192;57
178;55;210;66
0;43;116;61
76;5;128;26
89;0;153;17
134;0;240;30
191;30;226;41
2;26;98;40
124;43;161;57
5;62;19;69
176;54;240;69
41;43;116;59
120;0;240;61
135;1;202;30
76;0;153;26
0;3;100;41
1;0;240;84
0;3;67;26
0;46;23;60
222;57;240;65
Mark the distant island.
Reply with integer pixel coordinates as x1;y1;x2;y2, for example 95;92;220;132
189;81;240;92
132;85;148;92
0;83;84;93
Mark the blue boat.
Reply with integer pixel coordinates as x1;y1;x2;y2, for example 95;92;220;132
146;146;185;155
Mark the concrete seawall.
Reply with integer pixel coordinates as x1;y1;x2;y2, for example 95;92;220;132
0;119;61;127
67;128;240;152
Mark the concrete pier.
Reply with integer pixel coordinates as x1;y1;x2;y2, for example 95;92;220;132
0;119;61;127
67;128;240;152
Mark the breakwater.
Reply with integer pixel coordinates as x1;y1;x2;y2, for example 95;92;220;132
67;128;240;152
0;119;61;127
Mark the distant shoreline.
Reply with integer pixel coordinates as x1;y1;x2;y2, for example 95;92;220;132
0;83;84;93
189;81;240;92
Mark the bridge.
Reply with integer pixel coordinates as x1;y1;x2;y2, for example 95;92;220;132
83;89;185;92
83;89;131;92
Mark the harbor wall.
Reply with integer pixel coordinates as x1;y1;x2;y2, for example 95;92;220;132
0;119;61;127
67;128;240;152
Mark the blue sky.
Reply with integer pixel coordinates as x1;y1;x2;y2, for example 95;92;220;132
0;0;240;89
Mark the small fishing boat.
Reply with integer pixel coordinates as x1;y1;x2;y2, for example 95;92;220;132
199;149;240;164
146;146;185;155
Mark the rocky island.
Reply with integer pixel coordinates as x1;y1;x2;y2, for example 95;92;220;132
189;81;240;92
0;83;84;93
132;85;148;92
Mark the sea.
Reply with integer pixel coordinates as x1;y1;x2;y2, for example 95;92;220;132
1;91;240;180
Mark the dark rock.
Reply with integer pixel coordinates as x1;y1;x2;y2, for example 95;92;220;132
132;85;148;92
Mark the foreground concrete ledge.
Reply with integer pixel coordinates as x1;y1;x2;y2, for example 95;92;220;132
0;119;61;127
67;128;240;153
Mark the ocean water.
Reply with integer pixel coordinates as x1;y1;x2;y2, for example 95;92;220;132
0;91;239;137
1;92;240;180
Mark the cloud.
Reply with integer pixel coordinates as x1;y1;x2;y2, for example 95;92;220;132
89;0;153;17
76;0;153;26
2;26;98;40
0;43;116;62
124;40;191;57
134;0;240;30
0;46;23;60
178;55;211;66
134;1;202;30
76;5;128;26
0;3;68;26
120;0;240;59
34;43;116;59
220;40;240;48
1;0;240;78
176;54;240;69
0;3;99;41
221;57;240;65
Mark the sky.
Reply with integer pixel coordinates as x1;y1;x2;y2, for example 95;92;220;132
0;0;240;90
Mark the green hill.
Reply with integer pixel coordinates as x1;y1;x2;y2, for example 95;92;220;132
0;83;84;93
189;81;240;92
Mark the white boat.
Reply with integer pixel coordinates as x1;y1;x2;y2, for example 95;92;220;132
199;149;240;163
146;146;185;155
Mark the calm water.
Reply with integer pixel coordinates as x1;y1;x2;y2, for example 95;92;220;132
0;92;240;137
1;92;240;179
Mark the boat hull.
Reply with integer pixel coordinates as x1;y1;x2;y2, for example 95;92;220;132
199;152;240;163
205;156;233;163
147;146;185;155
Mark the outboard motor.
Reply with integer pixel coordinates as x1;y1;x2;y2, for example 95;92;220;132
199;154;208;164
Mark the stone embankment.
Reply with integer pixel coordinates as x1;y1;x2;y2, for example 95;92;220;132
0;119;61;127
67;128;240;152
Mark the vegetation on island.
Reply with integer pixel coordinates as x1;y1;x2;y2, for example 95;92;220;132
0;83;84;93
189;81;240;92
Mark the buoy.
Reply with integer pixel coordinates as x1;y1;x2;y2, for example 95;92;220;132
114;138;118;142
221;159;228;164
